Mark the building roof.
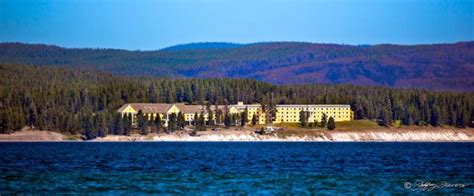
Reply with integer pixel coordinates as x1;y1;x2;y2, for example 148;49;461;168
176;105;238;114
176;105;206;114
117;103;174;113
234;104;262;109
276;104;351;107
117;102;351;114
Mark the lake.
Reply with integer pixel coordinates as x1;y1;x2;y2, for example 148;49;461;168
0;142;472;194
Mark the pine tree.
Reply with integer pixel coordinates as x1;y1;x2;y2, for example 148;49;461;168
300;111;308;127
251;114;257;126
113;114;124;135
241;107;249;126
148;117;155;133
28;103;38;128
327;117;336;130
380;108;392;127
224;113;231;127
83;114;97;140
430;106;440;127
167;113;178;132
456;109;469;128
196;112;206;131
98;113;107;137
193;112;199;126
313;119;319;128
320;113;327;127
470;108;474;128
216;109;223;125
37;113;46;130
177;112;185;129
124;113;132;136
448;105;456;126
0;110;10;134
208;110;214;126
137;110;148;135
69;115;81;135
231;113;239;126
154;114;162;133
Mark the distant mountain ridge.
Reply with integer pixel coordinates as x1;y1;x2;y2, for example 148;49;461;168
0;41;473;91
161;42;245;51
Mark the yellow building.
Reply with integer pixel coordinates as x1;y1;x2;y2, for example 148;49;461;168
274;104;353;123
233;102;266;124
117;103;240;126
117;102;353;127
233;102;353;124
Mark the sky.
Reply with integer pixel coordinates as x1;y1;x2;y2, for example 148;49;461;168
0;0;472;50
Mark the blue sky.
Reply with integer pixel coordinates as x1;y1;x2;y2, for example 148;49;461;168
0;0;472;50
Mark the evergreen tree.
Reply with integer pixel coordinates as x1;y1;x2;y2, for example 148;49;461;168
403;105;417;126
470;109;474;128
321;113;327;127
447;105;456;126
313;119;319;128
300;111;309;127
177;112;186;129
167;113;178;132
208;110;214;126
0;110;10;134
37;113;45;131
251;114;257;126
430;106;440;127
224;113;231;127
154;114;162;133
196;112;206;131
216;109;223;125
137;110;148;135
380;108;392;127
148;117;155;133
97;113;107;137
327;117;336;130
28;103;38;128
241;107;249;126
83;114;97;140
124;113;132;136
231;113;239;126
113;114;124;135
456;109;469;128
193;112;199;126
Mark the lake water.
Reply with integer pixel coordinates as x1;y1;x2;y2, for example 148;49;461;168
0;142;472;194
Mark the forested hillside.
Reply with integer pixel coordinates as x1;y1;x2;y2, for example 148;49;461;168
0;64;472;138
1;42;473;91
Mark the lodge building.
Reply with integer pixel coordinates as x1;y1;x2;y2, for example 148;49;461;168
117;102;353;126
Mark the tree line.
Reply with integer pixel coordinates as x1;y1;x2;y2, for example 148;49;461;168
0;64;472;139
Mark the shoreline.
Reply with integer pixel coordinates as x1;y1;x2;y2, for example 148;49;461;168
1;129;473;142
93;141;473;142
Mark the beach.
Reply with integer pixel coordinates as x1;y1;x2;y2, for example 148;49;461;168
1;129;473;142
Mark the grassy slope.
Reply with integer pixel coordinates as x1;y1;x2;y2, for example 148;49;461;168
267;120;469;138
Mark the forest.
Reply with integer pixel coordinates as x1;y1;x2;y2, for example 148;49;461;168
1;42;473;91
0;64;472;139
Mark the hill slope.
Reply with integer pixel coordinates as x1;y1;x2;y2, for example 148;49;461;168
0;41;473;91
